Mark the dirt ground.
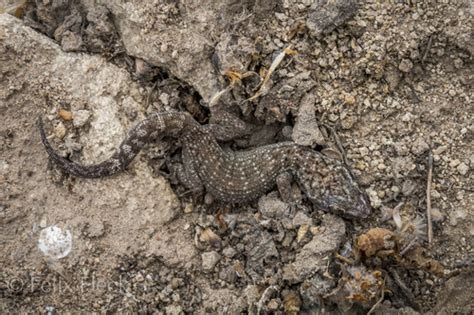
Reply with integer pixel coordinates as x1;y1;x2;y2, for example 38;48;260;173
0;0;472;314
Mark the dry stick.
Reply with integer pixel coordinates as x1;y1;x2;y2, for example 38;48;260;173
400;237;419;256
426;147;434;244
367;276;386;315
421;34;433;66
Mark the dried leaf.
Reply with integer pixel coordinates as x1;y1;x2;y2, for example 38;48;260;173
58;108;73;121
296;224;309;243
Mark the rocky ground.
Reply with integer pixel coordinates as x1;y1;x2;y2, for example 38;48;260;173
0;0;472;314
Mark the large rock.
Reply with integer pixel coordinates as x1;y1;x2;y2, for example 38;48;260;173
283;215;346;283
0;14;182;264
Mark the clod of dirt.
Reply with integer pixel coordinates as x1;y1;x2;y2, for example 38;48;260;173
283;215;346;284
292;93;326;146
258;193;290;219
201;251;221;271
306;0;358;37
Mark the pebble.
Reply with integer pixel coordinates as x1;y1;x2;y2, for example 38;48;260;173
87;221;105;238
223;246;237;258
366;188;382;208
449;208;467;226
457;162;469;176
201;251;221;271
398;58;413;73
433;145;447;155
453;58;463;69
449;159;461;168
431;189;441;199
359;147;369;157
165;305;183;315
292;93;326;146
411;137;429;156
159;93;170;106
54;122;67;139
275;12;287;22
401;112;413;122
402;179;417;196
292;211;312;227
258;195;290;219
385;68;401;90
430;208;444;222
72;109;91;128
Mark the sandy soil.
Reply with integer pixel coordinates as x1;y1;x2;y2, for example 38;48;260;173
0;0;472;313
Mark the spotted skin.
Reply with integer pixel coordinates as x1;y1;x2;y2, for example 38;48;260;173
39;111;371;219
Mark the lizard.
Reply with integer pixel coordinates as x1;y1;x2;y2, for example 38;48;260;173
38;110;371;219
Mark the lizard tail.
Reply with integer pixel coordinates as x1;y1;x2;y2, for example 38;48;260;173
38;116;155;178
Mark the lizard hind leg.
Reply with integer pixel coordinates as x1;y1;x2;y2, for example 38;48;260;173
38;116;157;178
176;147;204;204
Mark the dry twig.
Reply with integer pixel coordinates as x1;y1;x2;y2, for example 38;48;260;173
367;276;386;315
426;146;433;244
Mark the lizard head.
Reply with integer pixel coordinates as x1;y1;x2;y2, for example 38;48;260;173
299;154;371;219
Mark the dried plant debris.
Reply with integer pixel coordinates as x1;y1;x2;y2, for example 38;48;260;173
326;264;384;313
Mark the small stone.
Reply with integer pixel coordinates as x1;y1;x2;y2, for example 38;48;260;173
411;137;429;156
306;0;358;36
292;211;312;227
183;202;193;213
223;247;237;258
292;94;326;146
258;195;290;219
275;12;287;21
341;115;355;129
72;110;91;128
398;59;413;73
453;58;463;69
450;159;461;168
385;68;401;91
457;162;469;176
366;188;382;208
433;145;447;155
402;179;417;196
87;221;104;238
343;93;356;105
61;31;83;52
449;208;467;226
359;147;369;157
430;208;444;222
267;299;279;311
431;189;441;199
355;160;366;171
165;305;183;315
134;273;144;282
54;122;67;139
201;251;221;271
159;93;170;106
39;217;47;228
401;112;413;122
